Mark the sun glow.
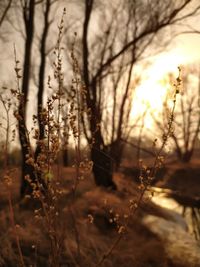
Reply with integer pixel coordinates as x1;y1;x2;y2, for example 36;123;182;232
130;51;187;130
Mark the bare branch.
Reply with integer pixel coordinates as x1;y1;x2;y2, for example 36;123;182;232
0;0;12;28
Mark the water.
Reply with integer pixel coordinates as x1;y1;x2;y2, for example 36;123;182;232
143;192;200;266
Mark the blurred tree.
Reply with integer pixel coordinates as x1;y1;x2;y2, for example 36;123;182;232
153;64;200;163
18;0;36;196
34;0;52;160
16;0;55;196
71;0;200;188
0;0;12;28
3;0;200;194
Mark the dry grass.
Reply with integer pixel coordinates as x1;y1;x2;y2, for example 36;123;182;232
0;167;177;267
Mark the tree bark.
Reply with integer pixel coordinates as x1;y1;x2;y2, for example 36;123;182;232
62;148;68;167
35;0;51;160
91;142;116;189
19;0;35;197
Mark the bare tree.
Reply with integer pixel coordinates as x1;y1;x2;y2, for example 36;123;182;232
4;0;200;194
35;0;52;159
70;0;200;188
153;64;200;163
18;0;36;196
15;0;55;196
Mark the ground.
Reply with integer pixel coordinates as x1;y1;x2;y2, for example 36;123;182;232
0;159;200;267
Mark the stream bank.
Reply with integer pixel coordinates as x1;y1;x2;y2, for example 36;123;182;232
143;190;200;267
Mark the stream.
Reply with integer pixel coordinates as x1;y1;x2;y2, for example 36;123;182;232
143;192;200;267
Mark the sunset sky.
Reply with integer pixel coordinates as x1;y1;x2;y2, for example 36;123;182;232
1;2;200;140
130;30;200;132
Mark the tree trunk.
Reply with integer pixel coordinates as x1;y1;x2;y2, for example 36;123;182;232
19;0;35;197
20;155;36;197
175;146;193;163
90;125;116;189
91;145;116;189
110;141;124;171
62;148;68;167
181;150;193;163
35;0;50;161
82;0;115;188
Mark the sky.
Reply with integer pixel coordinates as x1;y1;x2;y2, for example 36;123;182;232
130;31;200;134
1;2;200;146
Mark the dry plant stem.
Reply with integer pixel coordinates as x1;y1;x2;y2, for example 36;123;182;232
70;114;82;261
44;12;66;266
96;187;146;267
150;69;181;178
0;93;25;266
56;32;62;182
136;110;147;165
69;207;81;261
68;40;82;262
57;11;81;265
39;193;61;267
0;94;10;168
96;69;180;267
39;10;67;267
65;238;81;267
71;35;82;196
62;34;87;264
96;234;122;267
7;190;25;267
